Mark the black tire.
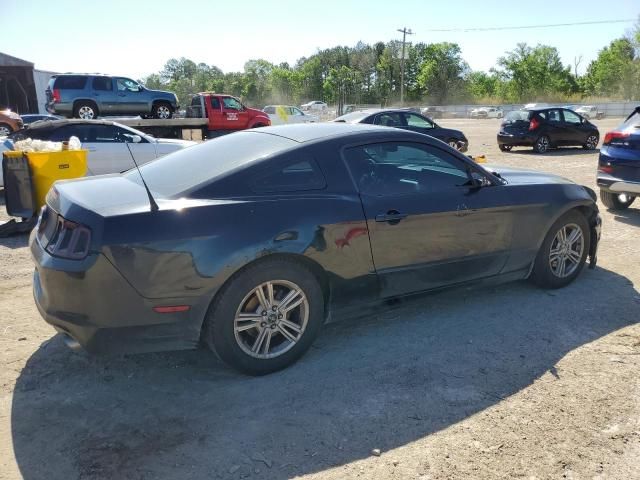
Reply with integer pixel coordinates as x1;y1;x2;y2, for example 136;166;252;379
529;210;590;289
447;139;459;150
203;258;324;375
499;144;512;152
599;190;636;210
73;101;98;119
582;133;599;150
0;123;13;136
152;102;173;119
533;135;550;154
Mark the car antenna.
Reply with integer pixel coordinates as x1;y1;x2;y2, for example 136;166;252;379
125;141;159;212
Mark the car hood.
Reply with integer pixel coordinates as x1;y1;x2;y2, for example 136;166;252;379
484;165;574;185
1;109;20;120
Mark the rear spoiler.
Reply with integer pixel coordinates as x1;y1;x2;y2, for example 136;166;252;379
624;106;640;123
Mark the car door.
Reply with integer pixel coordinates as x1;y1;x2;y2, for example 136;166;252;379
82;124;131;175
206;96;225;130
543;109;571;146
561;109;590;145
220;96;249;129
343;141;515;298
115;77;146;115
90;77;117;114
399;112;443;139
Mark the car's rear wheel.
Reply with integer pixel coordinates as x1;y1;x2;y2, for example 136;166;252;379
447;139;459;150
152;102;173;119
583;134;599;150
74;102;98;119
0;123;12;136
499;144;512;152
530;210;590;289
203;258;324;375
599;190;636;210
533;135;550;153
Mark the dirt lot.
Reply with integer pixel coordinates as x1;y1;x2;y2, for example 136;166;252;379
1;118;639;480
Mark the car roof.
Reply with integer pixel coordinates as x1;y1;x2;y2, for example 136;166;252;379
252;123;405;143
23;119;118;130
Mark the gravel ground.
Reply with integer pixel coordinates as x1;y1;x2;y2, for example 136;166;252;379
0;118;638;480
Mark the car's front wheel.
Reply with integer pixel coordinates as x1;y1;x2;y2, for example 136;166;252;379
583;134;599;150
152;102;173;119
529;210;590;289
203;258;324;375
0;123;12;136
499;144;512;152
600;190;636;210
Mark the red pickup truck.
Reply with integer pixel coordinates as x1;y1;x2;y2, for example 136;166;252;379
117;93;271;139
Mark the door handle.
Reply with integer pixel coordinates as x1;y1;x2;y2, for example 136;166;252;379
375;210;408;224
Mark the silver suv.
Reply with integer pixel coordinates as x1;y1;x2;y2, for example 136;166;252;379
46;74;179;119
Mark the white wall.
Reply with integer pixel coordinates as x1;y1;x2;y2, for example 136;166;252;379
33;70;56;114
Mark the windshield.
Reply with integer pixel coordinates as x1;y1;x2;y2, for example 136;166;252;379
621;109;640;129
125;131;295;197
504;110;531;123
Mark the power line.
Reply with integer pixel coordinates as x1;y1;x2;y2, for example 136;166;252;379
430;19;636;33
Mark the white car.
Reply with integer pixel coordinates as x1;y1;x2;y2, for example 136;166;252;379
575;105;604;120
263;105;318;125
0;120;195;186
301;101;328;112
469;106;503;119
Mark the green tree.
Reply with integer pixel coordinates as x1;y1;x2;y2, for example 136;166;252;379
416;43;469;104
582;38;638;99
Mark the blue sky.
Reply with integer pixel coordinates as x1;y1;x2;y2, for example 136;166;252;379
3;0;639;78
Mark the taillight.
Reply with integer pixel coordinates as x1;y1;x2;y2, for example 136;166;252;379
44;216;91;260
603;131;630;145
598;165;614;174
52;89;61;103
528;117;540;131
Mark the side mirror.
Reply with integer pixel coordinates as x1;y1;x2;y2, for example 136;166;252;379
130;135;142;143
469;171;488;188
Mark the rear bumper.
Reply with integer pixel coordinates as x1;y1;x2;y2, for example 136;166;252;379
597;173;640;195
46;102;73;116
30;230;202;354
497;132;536;147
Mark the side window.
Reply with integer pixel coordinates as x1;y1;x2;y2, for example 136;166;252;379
116;78;141;92
55;76;87;90
210;97;221;110
49;125;86;142
92;77;112;91
404;113;433;129
547;109;561;122
190;96;201;106
374;113;402;127
222;97;243;110
562;110;582;124
263;106;275;114
344;142;471;196
292;107;303;115
251;154;326;193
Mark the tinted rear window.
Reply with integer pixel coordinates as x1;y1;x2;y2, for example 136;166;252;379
334;111;372;123
125;131;296;197
504;111;531;122
54;76;87;90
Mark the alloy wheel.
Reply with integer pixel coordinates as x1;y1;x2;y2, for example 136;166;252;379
78;106;95;119
0;126;11;136
234;280;309;359
536;136;549;153
156;105;171;119
586;135;598;149
548;223;584;278
448;140;459;150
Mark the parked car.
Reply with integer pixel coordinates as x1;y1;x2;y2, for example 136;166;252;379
263;105;318;125
497;107;599;153
20;114;62;125
596;106;640;210
334;109;469;151
420;106;444;119
0;109;23;136
0;119;194;186
45;74;179;120
301;101;328;112
470;106;503;119
575;105;604;120
30;123;601;374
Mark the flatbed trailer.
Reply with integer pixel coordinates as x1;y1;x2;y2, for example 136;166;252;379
117;118;208;140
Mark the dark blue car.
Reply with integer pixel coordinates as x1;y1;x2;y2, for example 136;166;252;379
597;107;640;210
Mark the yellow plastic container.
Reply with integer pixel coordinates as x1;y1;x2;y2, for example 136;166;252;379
7;150;88;210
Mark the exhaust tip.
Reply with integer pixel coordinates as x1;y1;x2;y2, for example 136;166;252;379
61;333;82;352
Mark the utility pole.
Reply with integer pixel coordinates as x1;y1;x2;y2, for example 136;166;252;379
397;27;414;105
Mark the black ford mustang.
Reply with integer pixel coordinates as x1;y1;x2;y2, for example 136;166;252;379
31;124;601;375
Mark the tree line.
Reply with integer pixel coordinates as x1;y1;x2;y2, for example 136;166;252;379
142;21;640;109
